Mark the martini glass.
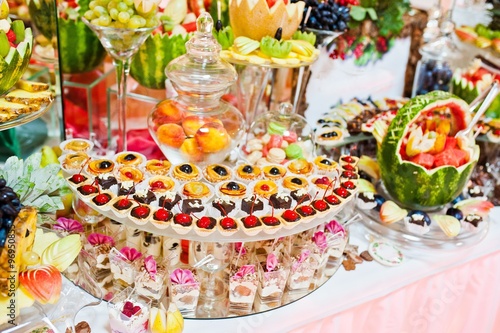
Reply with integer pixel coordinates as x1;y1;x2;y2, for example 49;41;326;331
82;18;158;152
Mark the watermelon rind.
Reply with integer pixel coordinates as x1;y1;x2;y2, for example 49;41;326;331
378;91;479;210
130;32;189;90
0;28;33;95
58;19;106;74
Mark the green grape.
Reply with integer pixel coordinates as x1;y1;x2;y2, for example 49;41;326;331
113;22;127;29
109;8;119;20
107;1;118;10
127;16;142;29
91;18;100;25
99;0;111;7
118;11;130;23
117;2;128;12
99;15;111;26
84;10;96;20
139;17;146;27
124;0;134;6
89;0;98;10
145;16;158;28
93;5;106;18
127;8;134;16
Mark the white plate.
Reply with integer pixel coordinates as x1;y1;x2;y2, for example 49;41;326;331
368;241;404;267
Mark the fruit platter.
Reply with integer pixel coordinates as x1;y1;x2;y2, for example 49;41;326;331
60;138;359;242
313;97;409;147
353;91;495;253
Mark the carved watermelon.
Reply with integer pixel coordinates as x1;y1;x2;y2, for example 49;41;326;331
27;0;106;74
378;91;480;210
130;32;189;89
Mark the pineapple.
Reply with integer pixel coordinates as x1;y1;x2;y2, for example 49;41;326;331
5;89;54;105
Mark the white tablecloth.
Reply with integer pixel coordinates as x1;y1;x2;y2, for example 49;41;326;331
76;208;500;333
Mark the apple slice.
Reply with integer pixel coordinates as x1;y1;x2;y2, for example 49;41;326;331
19;265;62;304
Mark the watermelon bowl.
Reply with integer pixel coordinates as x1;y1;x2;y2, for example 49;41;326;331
378;91;480;211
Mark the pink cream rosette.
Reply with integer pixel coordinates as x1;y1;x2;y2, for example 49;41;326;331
313;231;328;254
170;268;197;285
87;232;115;246
144;255;157;281
292;249;310;272
234;242;247;255
53;217;84;234
120;247;142;262
233;265;255;279
266;253;278;273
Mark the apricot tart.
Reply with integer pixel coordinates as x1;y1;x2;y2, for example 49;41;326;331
236;164;261;182
145;159;171;175
204;164;232;183
115;152;144;166
88;159;115;175
253;180;278;198
219;181;247;199
283;176;308;191
182;182;211;200
172;163;201;181
262;165;287;180
116;167;144;183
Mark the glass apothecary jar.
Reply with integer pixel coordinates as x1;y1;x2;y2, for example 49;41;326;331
412;34;458;97
148;13;246;166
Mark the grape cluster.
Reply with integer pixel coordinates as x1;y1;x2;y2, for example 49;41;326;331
293;0;351;32
84;0;158;29
0;178;21;248
414;60;453;95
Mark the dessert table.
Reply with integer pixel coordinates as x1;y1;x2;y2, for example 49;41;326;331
74;208;500;333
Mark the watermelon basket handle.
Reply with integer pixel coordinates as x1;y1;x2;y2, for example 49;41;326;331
456;81;499;140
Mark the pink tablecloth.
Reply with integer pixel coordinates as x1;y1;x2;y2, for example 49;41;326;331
290;251;500;333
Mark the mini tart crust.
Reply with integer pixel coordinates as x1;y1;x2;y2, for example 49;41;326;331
116;166;144;183
149;176;175;192
204;164;232;183
116;152;143;166
145;159;171;175
253;180;278;198
311;176;335;190
172;163;200;181
219;181;247;198
283;176;309;191
314;156;338;172
63;152;89;170
182;181;211;199
236;164;261;181
262;165;287;180
287;158;314;175
64;139;91;152
88;159;115;175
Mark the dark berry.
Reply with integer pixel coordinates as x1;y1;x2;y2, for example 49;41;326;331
269;167;280;175
99;161;112;169
320;159;331;165
242;165;253;173
226;182;240;190
213;165;228;176
291;178;303;185
123;154;136;161
180;164;193;174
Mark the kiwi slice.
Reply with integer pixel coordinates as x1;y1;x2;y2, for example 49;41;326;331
0;31;10;58
11;20;25;44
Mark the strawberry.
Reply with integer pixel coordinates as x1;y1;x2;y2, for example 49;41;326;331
6;30;16;44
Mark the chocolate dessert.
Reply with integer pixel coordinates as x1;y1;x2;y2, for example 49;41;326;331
212;198;236;215
159;192;181;210
241;196;264;214
182;199;204;214
133;189;156;204
269;192;292;209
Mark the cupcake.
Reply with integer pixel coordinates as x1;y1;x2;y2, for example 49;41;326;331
269;192;292;210
91;191;115;210
356;192;376;210
240;215;263;236
159;191;182;210
194;216;217;237
149;176;176;193
172;213;193;235
290;188;311;203
314;156;338;174
404;210;431;235
111;196;135;218
261;215;283;234
212;198;236;216
287;158;314;176
253;180;278;198
151;208;173;229
115;152;145;167
118;180;136;196
219;181;247;199
129;204;152;226
241;195;264;214
204;164;232;183
236;164;261;182
283;176;309;191
172;163;201;181
133;189;157;205
61;138;93;153
182;181;212;200
87;159;115;175
61;152;89;173
95;173;118;190
116;166;144;183
145;159;171;175
262;164;287;181
219;216;239;236
181;199;205;214
461;213;483;232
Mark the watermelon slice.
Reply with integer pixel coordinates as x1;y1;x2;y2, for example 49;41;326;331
410;153;435;169
434;148;469;168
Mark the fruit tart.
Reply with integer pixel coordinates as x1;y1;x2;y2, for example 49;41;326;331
172;163;201;181
115;152;145;167
204;164;232;183
145;159;171;175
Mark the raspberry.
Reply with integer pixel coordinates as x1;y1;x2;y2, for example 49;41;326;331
6;30;16;43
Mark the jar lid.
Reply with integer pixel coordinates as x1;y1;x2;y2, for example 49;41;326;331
165;12;237;99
